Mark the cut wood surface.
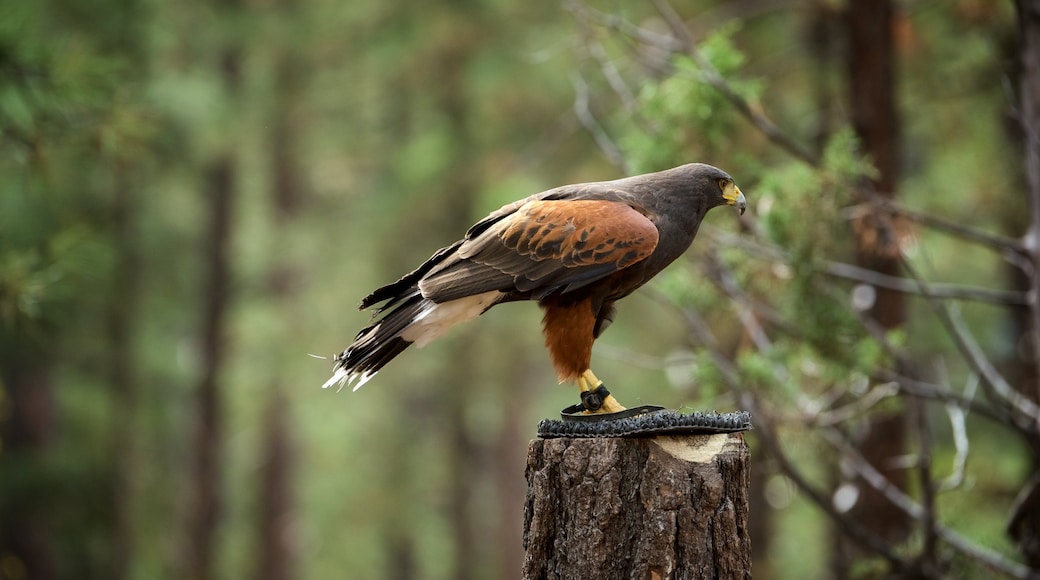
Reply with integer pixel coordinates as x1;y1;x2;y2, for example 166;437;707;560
523;433;751;580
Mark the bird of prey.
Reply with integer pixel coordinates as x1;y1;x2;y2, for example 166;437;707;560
324;163;746;415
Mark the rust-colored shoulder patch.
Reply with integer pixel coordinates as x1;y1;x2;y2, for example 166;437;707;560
499;200;659;269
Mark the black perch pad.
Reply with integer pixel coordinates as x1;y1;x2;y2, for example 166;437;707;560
537;409;752;439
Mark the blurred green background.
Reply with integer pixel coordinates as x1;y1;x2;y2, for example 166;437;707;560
1;0;1035;578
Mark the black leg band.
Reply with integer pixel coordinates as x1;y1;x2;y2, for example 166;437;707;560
580;384;610;412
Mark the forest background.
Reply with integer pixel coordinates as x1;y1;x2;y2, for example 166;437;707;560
2;0;1039;578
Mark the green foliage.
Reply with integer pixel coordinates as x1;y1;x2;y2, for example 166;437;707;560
753;130;877;354
735;349;782;390
618;24;758;172
759;130;870;259
0;224;108;331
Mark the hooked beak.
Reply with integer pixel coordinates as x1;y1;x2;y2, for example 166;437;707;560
724;185;747;215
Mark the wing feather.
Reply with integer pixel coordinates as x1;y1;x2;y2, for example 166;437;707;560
420;199;658;302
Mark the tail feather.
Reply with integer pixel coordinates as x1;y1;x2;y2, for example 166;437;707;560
323;291;425;391
324;285;503;391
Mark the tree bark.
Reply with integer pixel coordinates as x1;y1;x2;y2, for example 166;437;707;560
180;10;242;575
107;158;140;580
0;358;55;580
838;0;910;572
523;433;751;580
255;391;294;580
253;25;304;580
183;150;235;580
1010;0;1040;568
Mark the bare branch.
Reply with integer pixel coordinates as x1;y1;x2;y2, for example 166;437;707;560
702;225;1029;307
749;401;909;570
871;197;1029;264
568;1;640;115
701;250;776;353
683;236;1031;435
570;72;630;172
822;428;1037;579
901;257;1040;425
649;0;694;51
566;0;683;54
872;368;1025;431
807;382;900;427
911;394;940;570
938;370;974;492
569;0;819;165
824;261;1028;306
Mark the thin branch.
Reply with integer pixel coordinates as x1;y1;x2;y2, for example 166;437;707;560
824;261;1028;306
807;382;900;427
568;0;640;115
648;0;819;165
682;236;1031;434
566;0;684;54
697;250;1023;431
872;197;1028;259
592;341;693;371
1012;26;1040;405
702;225;1029;307
937;370;974;492
649;0;694;51
822;428;1037;579
872;368;1024;432
701;250;776;353
570;72;630;172
911;393;940;571
755;410;909;571
676;304;742;387
902;257;1040;425
569;0;819;166
586;33;639;115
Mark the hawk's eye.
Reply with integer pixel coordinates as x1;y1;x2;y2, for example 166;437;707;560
717;178;730;191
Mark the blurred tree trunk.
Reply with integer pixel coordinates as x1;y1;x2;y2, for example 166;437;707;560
807;2;840;155
1021;2;1040;410
255;391;295;580
836;0;910;573
182;41;241;580
107;159;140;580
184;151;235;580
384;452;417;580
445;357;478;580
0;353;55;580
253;33;305;580
1009;0;1040;568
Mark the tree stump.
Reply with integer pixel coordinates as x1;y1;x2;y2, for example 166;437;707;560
522;433;751;580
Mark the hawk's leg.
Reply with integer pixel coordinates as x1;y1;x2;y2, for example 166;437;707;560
577;369;626;414
541;299;626;414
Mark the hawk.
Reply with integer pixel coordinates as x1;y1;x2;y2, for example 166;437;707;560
324;163;746;414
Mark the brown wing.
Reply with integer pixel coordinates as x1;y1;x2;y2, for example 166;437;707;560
419;199;658;302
